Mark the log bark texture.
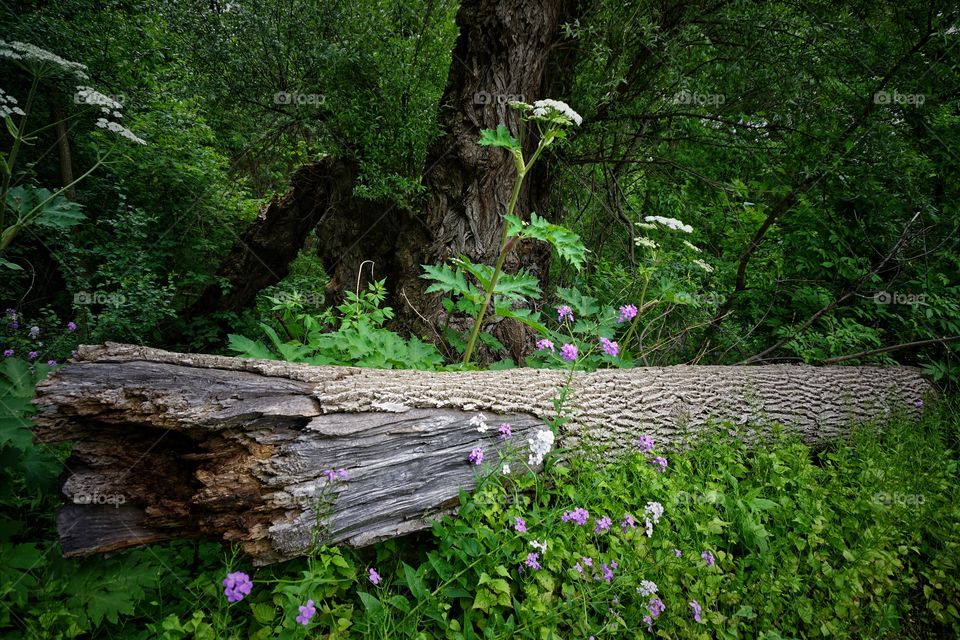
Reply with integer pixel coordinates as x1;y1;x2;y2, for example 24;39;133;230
33;343;931;564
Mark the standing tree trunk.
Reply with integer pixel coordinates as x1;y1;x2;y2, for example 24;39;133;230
381;0;575;361
184;0;577;362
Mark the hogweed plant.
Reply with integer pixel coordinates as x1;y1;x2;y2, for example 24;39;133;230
0;40;145;268
422;99;588;366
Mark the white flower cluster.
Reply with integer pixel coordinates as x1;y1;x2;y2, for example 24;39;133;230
0;88;25;119
643;501;664;537
94;118;146;145
637;580;659;597
682;240;702;253
530;539;548;553
644;216;693;233
693;258;714;273
531;99;583;126
0;40;88;79
469;413;489;433
527;428;555;466
635;236;659;250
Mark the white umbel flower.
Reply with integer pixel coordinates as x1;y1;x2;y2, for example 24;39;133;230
94;118;146;145
682;240;702;253
635;237;659;249
0;88;26;118
645;215;693;233
531;99;582;126
0;40;88;79
693;259;714;273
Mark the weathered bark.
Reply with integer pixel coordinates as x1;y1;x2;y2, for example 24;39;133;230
34;343;931;564
387;0;576;360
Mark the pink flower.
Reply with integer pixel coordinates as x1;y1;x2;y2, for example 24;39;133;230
535;338;555;351
557;305;574;323
650;456;668;473
368;568;381;585
617;304;638;323
514;516;527;533
560;343;578;362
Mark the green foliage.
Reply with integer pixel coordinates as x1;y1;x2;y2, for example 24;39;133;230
229;279;444;370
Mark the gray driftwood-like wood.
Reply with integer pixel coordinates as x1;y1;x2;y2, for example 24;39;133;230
33;342;932;564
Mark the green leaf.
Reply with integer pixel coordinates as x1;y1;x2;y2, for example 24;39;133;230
5;185;85;230
517;212;588;270
477;124;519;151
0;256;22;270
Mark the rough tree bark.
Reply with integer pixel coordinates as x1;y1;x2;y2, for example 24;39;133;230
33;343;931;565
184;0;576;362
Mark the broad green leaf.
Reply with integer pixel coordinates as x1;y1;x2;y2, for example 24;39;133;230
477;124;519;151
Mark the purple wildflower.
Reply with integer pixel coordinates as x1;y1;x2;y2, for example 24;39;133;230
560;343;578;362
674;548;683;557
594;515;612;534
561;507;589;525
643;615;653;632
557;305;574;323
618;304;638;323
67;321;77;331
574;561;584;575
650;456;668;473
499;423;512;440
28;326;39;339
2;349;13;357
222;571;252;603
323;468;349;482
915;398;924;409
27;351;37;361
600;562;615;583
621;513;636;532
296;599;316;625
535;338;555;351
690;600;703;623
525;552;542;570
514;516;527;533
637;434;655;453
368;568;381;585
9;321;18;330
582;556;593;567
599;337;619;357
701;550;715;567
468;447;484;465
650;597;666;617
47;359;57;366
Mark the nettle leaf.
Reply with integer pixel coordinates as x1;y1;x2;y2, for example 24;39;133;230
477;124;519;151
516;212;588;270
493;270;541;302
455;257;494;291
421;263;480;302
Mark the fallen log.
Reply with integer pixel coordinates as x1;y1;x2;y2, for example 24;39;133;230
33;343;931;565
